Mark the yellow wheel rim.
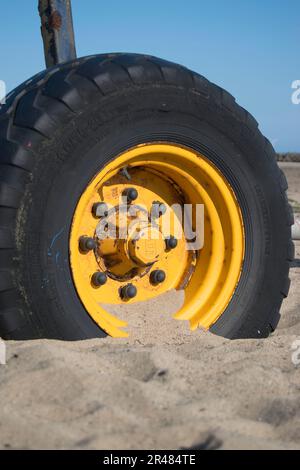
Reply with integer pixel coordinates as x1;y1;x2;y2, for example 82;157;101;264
69;143;245;337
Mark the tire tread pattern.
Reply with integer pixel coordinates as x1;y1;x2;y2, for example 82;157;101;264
0;53;293;339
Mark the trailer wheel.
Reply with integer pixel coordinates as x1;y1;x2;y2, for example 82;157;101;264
0;54;293;340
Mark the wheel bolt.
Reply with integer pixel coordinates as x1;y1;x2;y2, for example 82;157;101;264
92;272;107;287
151;201;167;218
150;269;166;285
92;202;108;218
165;236;178;250
79;236;96;252
123;187;138;202
120;283;137;300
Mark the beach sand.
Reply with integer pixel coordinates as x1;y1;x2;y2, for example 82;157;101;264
0;163;299;450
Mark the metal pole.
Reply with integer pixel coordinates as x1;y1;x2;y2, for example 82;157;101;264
38;0;77;68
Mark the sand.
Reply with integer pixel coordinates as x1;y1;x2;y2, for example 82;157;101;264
0;163;299;450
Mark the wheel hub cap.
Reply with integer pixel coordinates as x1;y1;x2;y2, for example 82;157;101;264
128;226;165;266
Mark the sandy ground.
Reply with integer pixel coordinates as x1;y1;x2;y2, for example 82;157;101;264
0;163;299;450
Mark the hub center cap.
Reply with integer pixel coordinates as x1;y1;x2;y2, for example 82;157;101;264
127;226;165;266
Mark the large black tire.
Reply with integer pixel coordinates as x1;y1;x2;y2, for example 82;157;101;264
0;53;293;340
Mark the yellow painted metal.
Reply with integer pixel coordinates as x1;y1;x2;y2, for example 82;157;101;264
128;226;165;266
69;143;244;337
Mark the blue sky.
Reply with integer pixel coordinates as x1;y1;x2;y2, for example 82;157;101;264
0;0;299;151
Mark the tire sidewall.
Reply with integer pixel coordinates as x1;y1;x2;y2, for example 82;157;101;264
20;87;288;339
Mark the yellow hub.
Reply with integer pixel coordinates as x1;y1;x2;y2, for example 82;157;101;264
128;226;165;266
70;143;244;337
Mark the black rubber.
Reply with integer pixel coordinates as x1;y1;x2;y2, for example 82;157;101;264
0;53;293;340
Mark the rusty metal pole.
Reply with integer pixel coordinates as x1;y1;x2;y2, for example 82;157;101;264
38;0;77;68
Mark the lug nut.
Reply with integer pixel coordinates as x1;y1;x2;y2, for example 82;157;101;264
123;187;138;203
151;201;167;218
92;202;108;218
79;236;96;252
165;236;178;250
92;272;107;287
120;283;137;300
150;270;166;285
